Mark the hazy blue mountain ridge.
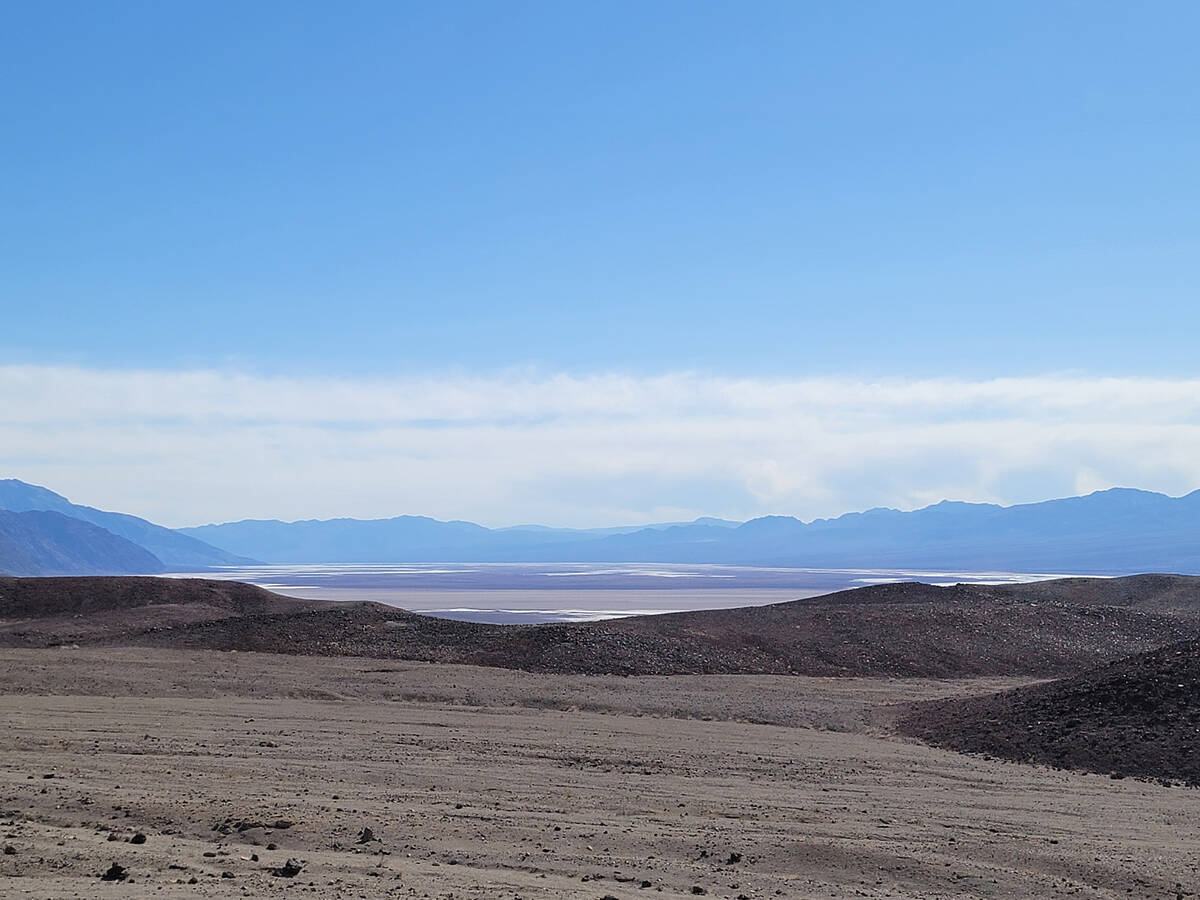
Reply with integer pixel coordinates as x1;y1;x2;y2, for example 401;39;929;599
2;476;1197;575
179;515;748;563
0;509;165;576
0;479;256;569
179;488;1200;574
179;515;493;565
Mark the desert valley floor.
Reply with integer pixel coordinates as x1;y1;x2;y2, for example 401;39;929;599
1;648;1196;899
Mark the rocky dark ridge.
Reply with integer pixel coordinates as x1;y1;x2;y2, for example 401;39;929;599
4;574;1200;677
0;576;328;642
897;637;1200;785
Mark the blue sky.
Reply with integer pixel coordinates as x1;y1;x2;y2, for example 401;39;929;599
3;3;1200;525
5;1;1198;376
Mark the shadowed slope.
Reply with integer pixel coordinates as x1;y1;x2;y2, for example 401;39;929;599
898;638;1200;785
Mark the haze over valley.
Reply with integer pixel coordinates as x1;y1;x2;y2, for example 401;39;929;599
6;477;1200;623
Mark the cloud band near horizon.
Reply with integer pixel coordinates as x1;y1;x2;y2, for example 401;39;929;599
3;365;1200;529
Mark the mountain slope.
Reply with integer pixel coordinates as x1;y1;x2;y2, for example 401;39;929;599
0;510;165;576
0;480;255;569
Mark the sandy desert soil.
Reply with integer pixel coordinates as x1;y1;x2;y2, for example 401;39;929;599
1;649;1197;899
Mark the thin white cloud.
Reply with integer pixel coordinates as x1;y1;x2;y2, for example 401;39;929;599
2;365;1200;528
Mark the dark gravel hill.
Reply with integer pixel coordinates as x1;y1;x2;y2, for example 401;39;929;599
897;638;1200;785
0;575;323;618
4;575;1200;677
989;573;1200;610
0;576;331;644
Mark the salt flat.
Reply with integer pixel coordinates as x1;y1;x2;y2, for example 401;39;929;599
0;649;1195;899
163;563;1063;622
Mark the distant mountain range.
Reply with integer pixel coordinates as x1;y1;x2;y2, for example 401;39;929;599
0;480;254;574
178;514;743;564
181;486;1200;574
2;477;1199;576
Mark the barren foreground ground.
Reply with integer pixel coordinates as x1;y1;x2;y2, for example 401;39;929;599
0;649;1196;899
